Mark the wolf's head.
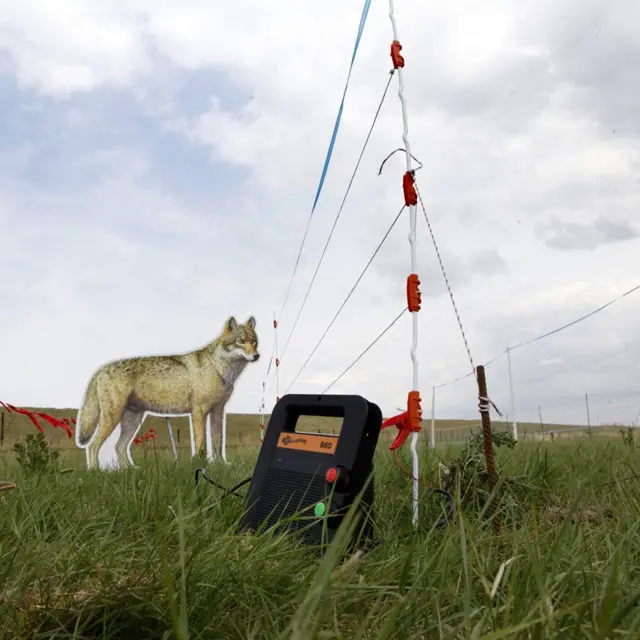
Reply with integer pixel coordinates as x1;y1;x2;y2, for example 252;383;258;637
220;316;260;363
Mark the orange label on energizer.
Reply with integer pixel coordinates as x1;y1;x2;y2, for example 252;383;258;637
276;432;337;454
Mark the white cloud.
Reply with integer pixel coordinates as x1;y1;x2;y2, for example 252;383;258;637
0;0;639;431
0;1;150;95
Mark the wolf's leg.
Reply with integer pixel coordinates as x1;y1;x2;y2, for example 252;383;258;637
116;409;145;468
87;406;121;470
210;404;224;462
191;407;207;459
204;412;216;463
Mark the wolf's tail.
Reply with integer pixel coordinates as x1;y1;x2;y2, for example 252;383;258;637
75;373;100;448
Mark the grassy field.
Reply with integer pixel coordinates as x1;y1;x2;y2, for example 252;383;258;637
1;433;639;638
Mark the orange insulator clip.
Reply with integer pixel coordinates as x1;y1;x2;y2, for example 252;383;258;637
381;390;422;451
390;40;405;69
403;171;417;207
275;358;280;367
406;274;421;312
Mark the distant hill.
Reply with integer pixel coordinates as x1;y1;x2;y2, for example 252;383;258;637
0;406;598;452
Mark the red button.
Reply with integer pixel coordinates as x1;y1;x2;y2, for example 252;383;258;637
325;467;337;483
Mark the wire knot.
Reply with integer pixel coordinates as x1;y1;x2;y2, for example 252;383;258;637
478;396;503;417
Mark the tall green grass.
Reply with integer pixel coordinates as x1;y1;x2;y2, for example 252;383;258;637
1;438;639;639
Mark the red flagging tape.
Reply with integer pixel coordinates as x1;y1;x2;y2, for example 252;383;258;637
0;401;74;438
1;401;158;446
133;428;156;445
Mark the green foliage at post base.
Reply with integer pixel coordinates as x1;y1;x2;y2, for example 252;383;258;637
443;429;542;527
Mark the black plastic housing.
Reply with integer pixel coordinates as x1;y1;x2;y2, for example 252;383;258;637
240;393;382;549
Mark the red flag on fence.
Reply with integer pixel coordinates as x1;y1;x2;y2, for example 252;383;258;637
133;428;156;445
0;401;74;438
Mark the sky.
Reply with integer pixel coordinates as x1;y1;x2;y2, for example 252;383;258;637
1;0;639;429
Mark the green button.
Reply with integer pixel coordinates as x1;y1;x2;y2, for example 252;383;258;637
314;502;326;517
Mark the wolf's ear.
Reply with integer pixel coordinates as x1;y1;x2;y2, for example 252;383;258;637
246;316;256;330
225;316;238;333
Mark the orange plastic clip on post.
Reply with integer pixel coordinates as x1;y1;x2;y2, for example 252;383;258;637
406;274;421;312
403;171;417;207
390;40;405;69
381;390;422;451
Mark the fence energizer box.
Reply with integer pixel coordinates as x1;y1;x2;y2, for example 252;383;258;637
241;394;382;549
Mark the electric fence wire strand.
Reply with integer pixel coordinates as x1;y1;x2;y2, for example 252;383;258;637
278;0;373;318
264;342;276;381
261;0;374;403
415;181;476;378
322;307;408;394
278;71;396;363
516;343;634;387
509;283;640;352
283;204;407;394
436;283;640;389
262;334;278;402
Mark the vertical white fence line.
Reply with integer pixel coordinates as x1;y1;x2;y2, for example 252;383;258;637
506;347;518;440
430;385;436;449
166;418;178;462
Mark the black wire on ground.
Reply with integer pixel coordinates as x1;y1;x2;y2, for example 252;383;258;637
432;488;456;527
283;205;406;394
194;468;252;510
279;71;396;363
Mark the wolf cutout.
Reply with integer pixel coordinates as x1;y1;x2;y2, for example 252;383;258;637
75;316;259;469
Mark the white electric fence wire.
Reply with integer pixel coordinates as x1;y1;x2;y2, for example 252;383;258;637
435;283;640;390
388;0;419;529
259;340;277;439
321;307;408;394
274;311;280;402
283;204;405;395
259;381;266;443
279;72;395;364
